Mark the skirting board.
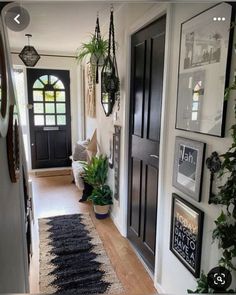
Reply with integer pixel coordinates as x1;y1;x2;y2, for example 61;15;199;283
110;212;126;238
154;282;166;294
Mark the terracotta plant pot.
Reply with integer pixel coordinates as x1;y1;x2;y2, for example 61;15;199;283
94;204;110;219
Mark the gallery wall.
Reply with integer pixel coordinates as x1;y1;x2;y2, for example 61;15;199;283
154;3;236;292
84;2;236;293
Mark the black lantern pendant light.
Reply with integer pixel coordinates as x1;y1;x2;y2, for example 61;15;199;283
19;34;40;67
101;6;120;117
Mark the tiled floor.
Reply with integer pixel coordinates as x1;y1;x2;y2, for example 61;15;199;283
29;175;156;294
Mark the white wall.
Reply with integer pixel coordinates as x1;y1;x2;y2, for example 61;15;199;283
0;13;29;292
11;54;82;169
84;2;236;293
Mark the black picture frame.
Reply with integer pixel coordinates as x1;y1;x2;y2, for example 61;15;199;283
113;125;121;200
170;193;204;278
7;105;20;183
173;137;205;202
108;135;114;169
0;21;10;138
175;3;234;137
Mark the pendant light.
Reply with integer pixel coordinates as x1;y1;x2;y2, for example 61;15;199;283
19;34;40;67
101;5;120;116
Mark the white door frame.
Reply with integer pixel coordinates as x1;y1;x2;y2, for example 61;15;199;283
121;3;173;292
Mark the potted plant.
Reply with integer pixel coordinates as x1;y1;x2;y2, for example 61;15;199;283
76;34;108;66
83;155;113;219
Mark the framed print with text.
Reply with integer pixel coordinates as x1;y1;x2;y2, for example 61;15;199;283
170;194;204;277
173;137;205;202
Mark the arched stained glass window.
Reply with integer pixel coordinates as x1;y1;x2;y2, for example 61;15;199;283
33;75;66;126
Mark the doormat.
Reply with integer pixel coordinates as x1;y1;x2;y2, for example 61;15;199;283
39;214;123;294
33;168;71;178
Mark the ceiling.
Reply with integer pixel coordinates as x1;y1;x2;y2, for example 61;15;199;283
5;2;124;55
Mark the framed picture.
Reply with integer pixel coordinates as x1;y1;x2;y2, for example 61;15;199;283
108;135;114;169
173;137;205;202
113;125;121;200
170;194;204;278
7;105;20;183
0;20;10;138
175;3;234;137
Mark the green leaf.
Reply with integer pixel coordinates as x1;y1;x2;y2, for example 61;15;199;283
216;211;227;224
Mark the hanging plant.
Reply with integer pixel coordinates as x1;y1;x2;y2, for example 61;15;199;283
76;15;108;83
76;35;108;63
101;7;120;116
188;25;236;294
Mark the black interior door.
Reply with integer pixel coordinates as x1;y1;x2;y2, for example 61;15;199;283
128;16;166;272
27;68;71;169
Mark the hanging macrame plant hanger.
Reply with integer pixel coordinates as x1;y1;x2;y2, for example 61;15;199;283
91;14;103;83
101;6;120;116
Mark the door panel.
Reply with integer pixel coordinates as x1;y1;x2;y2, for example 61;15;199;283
130;158;142;235
27;69;71;169
144;165;158;253
35;131;49;160
148;34;165;141
128;16;166;272
133;42;146;137
53;131;67;159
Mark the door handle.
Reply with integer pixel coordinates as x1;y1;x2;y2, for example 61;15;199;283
150;154;159;159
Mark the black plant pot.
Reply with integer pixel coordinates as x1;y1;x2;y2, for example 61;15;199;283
79;181;93;202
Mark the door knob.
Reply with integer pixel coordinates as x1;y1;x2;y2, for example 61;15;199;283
31;143;34;146
150;154;159;159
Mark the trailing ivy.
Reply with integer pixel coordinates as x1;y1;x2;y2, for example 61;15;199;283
188;29;236;294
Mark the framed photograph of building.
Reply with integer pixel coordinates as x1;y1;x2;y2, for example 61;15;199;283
173;137;205;202
170;194;204;277
175;3;234;137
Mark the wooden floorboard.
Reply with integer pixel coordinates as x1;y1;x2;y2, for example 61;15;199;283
29;175;156;295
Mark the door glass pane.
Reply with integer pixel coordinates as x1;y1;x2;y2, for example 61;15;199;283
33;90;43;101
103;103;108;114
39;75;48;84
54;80;64;89
45;91;54;102
46;115;55;125
57;115;66;125
34;103;44;113
34;115;44;126
56;91;65;102
192;102;199;111
50;75;58;84
192;112;198;121
45;103;55;113
33;79;44;89
56;103;65;114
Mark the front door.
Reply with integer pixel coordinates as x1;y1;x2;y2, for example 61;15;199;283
128;16;166;272
27;68;71;169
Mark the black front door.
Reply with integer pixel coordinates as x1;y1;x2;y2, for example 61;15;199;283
128;16;166;272
27;68;71;169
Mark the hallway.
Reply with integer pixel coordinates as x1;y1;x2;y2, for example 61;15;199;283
29;174;156;294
